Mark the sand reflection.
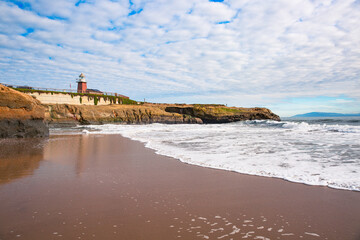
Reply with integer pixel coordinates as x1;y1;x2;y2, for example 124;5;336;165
43;135;108;176
0;139;45;184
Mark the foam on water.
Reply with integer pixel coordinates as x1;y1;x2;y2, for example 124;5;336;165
57;120;360;191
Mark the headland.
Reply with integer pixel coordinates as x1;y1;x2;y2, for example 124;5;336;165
44;103;280;126
0;83;280;137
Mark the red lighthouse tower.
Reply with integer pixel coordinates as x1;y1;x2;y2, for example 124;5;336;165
77;73;87;93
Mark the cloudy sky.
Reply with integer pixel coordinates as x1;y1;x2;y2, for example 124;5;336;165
0;0;359;116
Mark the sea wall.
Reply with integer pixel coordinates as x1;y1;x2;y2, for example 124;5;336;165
26;92;109;106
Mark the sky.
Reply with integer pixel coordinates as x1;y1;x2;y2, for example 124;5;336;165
0;0;359;117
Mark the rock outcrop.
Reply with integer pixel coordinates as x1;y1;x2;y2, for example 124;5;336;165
45;103;280;125
165;105;281;123
45;104;203;126
0;84;49;138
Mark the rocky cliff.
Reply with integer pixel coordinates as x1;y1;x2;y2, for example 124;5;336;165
45;104;202;125
165;105;281;123
45;103;280;125
0;84;49;138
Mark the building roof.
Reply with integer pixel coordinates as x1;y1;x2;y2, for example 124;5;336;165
79;73;85;78
87;88;102;92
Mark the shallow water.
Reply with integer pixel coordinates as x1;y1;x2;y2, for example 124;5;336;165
56;117;360;191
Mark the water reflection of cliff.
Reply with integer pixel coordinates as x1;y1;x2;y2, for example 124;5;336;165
0;139;45;184
44;135;105;176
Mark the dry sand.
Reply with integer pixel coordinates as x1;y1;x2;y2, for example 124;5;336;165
0;134;359;240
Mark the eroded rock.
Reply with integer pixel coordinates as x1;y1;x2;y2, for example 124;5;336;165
44;103;280;125
0;84;49;138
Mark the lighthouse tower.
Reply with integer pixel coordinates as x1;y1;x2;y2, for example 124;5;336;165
77;73;87;93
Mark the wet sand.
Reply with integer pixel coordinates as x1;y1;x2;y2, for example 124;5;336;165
0;134;360;240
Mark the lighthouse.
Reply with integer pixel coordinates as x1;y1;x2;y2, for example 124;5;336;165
77;73;87;93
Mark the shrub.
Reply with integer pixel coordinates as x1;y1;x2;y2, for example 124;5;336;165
122;98;137;105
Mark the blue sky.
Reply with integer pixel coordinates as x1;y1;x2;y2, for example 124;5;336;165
0;0;359;117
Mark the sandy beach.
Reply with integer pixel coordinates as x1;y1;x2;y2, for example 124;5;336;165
0;134;359;240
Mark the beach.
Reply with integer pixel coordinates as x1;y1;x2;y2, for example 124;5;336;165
0;134;360;240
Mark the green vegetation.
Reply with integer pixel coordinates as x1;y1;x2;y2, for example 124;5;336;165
12;88;138;105
122;98;138;105
109;96;118;104
193;105;246;116
216;107;244;114
193;104;225;107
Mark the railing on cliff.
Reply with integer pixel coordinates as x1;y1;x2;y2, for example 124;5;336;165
0;83;129;99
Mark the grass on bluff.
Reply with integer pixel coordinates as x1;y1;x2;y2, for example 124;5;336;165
216;107;245;114
193;104;245;115
193;104;225;107
13;88;139;105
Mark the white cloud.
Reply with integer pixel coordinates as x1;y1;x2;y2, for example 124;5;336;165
25;0;75;18
0;0;359;116
192;1;236;23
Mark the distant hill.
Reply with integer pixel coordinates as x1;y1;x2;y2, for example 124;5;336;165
292;112;360;118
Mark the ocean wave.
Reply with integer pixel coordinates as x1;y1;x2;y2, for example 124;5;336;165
242;120;360;133
52;120;360;191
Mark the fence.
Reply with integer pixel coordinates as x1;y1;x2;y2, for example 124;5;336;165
0;83;128;98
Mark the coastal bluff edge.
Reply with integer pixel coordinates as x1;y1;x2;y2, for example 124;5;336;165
0;84;49;138
45;104;280;126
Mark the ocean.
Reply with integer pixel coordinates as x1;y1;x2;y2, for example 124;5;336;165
51;117;360;191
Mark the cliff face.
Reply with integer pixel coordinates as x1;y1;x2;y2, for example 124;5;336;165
165;105;281;123
45;103;280;125
0;84;49;138
45;104;203;125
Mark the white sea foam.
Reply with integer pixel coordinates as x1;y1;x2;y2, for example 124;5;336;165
67;120;360;191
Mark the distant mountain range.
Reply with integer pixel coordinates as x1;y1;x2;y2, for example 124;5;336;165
292;112;360;117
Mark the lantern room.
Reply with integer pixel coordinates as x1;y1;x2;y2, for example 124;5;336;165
77;73;87;93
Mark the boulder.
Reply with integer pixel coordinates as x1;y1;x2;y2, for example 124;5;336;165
0;84;49;138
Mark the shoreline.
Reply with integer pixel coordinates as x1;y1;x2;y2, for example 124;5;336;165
28;131;360;193
1;134;360;239
138;137;359;193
